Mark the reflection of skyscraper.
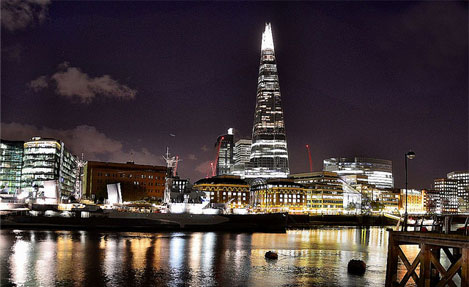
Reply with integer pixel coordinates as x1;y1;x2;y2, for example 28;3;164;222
246;23;289;178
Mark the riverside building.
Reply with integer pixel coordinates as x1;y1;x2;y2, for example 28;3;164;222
290;172;346;214
251;178;306;213
245;23;290;179
434;178;459;214
323;157;394;189
399;189;425;214
192;175;250;209
83;161;167;202
447;170;469;212
0;140;24;193
21;137;78;199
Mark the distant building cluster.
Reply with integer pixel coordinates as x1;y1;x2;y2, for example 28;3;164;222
1;23;467;215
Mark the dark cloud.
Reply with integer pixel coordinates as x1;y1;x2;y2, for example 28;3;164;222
29;62;137;103
1;122;164;166
1;0;50;32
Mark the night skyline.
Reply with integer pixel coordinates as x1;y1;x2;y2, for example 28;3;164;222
1;1;467;189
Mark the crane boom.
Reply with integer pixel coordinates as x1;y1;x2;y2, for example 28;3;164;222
305;144;313;172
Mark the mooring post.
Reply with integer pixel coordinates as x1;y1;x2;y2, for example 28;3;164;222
462;247;469;287
385;232;398;287
419;244;431;287
430;247;440;285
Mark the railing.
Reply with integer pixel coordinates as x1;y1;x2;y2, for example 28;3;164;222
397;215;469;236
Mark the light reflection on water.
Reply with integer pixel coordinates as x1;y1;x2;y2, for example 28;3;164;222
0;227;419;286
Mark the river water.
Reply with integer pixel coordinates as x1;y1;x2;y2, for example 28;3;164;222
0;227;422;287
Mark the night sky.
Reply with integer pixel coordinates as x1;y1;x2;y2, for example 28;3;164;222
1;1;467;189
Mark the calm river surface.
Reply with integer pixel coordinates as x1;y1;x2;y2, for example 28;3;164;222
0;227;420;287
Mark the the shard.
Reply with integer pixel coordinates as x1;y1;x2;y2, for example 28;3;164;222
246;23;290;178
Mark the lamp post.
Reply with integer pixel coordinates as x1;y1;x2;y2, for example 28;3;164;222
404;150;416;231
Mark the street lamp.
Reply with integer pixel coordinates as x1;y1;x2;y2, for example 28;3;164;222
404;150;416;231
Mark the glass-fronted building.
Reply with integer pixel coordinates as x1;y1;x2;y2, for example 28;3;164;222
434;178;458;214
447;170;469;212
246;23;289;178
231;139;252;177
215;129;234;176
21;137;78;199
323;157;394;189
0;140;24;193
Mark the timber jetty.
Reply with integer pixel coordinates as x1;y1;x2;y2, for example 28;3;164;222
385;215;469;287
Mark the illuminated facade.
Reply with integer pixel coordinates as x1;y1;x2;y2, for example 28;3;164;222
231;139;252;177
83;161;167;202
447;170;469;212
215;129;234;176
378;189;400;213
0;140;24;193
192;175;250;209
246;23;289;178
21;137;78;199
434;178;458;214
323;157;393;189
290;172;345;214
422;189;441;214
251;178;306;213
399;189;424;213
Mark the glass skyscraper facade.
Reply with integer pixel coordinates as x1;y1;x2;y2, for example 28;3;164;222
0;140;24;193
323;157;394;189
446;170;469;212
434;178;459;214
21;137;78;199
231;139;252;177
215;129;234;176
246;23;289;178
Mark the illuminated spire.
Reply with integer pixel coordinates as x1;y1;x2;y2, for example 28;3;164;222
261;23;274;51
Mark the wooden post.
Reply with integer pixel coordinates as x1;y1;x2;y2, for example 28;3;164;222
462;247;469;287
419;244;431;287
385;232;398;287
430;247;441;285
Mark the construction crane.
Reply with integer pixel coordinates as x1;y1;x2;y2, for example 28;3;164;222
212;136;224;176
305;144;313;172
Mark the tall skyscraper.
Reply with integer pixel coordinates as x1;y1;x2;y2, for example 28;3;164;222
246;23;289;178
215;128;234;176
231;139;252;177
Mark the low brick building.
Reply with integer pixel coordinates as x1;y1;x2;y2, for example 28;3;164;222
83;161;167;202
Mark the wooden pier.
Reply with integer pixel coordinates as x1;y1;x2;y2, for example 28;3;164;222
385;231;469;286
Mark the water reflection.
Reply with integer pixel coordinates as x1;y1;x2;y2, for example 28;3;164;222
1;227;402;286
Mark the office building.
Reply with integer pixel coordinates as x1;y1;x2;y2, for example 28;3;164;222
434;178;458;214
215;129;234;176
0;140;24;193
399;189;424;213
422;189;441;214
246;23;289;178
290;172;346;214
447;170;469;212
193;175;250;209
21;137;78;199
83;161;167;202
323;157;394;189
251;178;306;213
231;139;252;177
